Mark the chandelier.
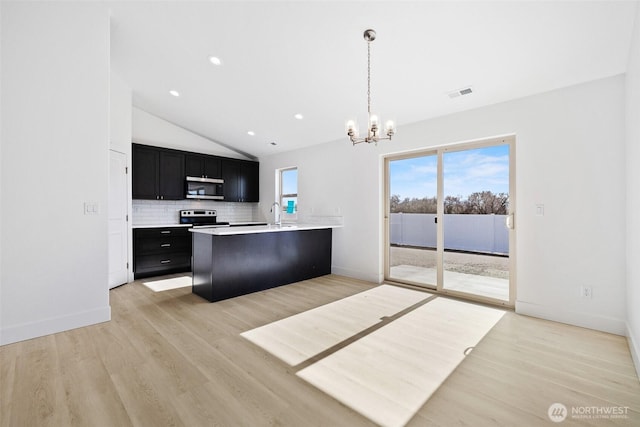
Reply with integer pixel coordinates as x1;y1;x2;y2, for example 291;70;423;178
346;29;395;145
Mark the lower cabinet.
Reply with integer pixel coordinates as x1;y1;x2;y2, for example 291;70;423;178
133;227;192;279
192;228;332;302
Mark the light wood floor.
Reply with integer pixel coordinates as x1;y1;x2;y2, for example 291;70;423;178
1;274;639;426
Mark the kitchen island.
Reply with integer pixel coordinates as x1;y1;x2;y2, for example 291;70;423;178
190;224;340;302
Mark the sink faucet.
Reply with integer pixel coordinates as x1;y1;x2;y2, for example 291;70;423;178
270;202;281;225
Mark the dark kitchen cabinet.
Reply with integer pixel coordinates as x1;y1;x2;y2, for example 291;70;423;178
133;227;192;279
240;160;259;202
132;143;259;202
221;159;259;202
221;159;241;201
132;144;185;200
185;154;221;179
192;228;332;302
159;150;185;199
132;145;158;199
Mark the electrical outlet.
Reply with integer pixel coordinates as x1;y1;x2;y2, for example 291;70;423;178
580;286;593;299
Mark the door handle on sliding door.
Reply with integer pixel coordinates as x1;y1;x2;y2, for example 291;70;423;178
505;213;514;229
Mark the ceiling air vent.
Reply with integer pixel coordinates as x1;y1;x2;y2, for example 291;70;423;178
447;86;473;99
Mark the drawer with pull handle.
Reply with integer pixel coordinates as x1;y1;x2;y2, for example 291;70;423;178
135;227;191;238
135;253;191;272
133;227;193;279
135;236;191;253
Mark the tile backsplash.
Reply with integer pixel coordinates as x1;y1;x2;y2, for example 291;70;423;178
132;199;263;226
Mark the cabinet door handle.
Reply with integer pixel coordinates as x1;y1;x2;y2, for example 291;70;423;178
161;243;171;247
160;231;171;234
160;260;171;264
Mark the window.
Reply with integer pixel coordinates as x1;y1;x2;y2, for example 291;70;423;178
277;167;298;219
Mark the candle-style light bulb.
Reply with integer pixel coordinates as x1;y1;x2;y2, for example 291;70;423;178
346;120;358;136
369;114;380;136
385;120;396;137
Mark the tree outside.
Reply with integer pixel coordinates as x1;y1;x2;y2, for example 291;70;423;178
390;191;509;214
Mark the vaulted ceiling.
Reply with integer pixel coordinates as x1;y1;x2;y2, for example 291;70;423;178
109;1;637;158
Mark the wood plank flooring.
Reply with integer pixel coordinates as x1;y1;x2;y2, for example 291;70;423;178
296;296;506;427
241;284;430;366
1;274;639;426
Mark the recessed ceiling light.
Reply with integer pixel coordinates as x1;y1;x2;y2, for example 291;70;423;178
208;56;222;66
247;131;255;136
169;90;180;97
294;113;304;120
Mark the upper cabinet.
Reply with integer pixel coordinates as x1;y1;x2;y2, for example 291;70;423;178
132;145;159;199
221;159;240;202
185;154;221;179
240;160;259;202
133;143;258;202
221;159;259;203
132;144;184;200
158;150;185;199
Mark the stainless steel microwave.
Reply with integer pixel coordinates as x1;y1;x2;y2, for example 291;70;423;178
185;176;224;200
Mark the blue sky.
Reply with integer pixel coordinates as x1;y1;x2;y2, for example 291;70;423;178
389;145;509;200
282;168;298;195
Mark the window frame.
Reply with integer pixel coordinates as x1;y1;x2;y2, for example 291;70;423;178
277;166;298;221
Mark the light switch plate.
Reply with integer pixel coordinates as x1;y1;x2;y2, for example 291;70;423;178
84;202;99;215
535;204;544;216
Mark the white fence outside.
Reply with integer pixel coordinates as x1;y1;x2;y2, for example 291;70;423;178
390;213;509;255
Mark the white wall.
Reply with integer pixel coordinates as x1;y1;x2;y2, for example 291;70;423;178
133;107;251;160
625;2;640;375
1;2;111;345
259;75;627;335
110;71;132;154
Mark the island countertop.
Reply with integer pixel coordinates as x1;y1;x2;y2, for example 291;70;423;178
189;223;342;236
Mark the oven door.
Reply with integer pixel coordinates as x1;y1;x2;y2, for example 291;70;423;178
185;177;224;200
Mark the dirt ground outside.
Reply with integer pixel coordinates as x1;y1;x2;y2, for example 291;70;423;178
389;245;509;280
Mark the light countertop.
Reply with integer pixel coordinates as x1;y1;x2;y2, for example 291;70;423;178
133;224;193;229
133;221;268;229
190;223;342;236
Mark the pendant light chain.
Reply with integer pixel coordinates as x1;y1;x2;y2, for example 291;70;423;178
367;40;371;117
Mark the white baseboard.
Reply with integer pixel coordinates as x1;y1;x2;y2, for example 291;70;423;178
627;322;640;380
515;300;626;335
0;305;111;346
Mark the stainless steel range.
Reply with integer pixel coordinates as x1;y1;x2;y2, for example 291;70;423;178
179;210;230;228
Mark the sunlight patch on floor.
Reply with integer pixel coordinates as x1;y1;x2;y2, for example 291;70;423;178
242;285;505;427
241;285;429;366
297;297;505;427
142;275;192;292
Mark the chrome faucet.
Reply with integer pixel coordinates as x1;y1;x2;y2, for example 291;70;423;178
270;202;281;225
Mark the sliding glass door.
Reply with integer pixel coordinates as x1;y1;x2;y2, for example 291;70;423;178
385;137;515;306
387;152;439;288
441;144;512;302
